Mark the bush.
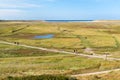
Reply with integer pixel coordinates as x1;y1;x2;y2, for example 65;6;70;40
7;75;77;80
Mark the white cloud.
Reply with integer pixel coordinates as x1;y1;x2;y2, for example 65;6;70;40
0;9;23;15
0;3;41;8
0;0;41;9
0;0;58;20
0;0;42;19
0;9;26;20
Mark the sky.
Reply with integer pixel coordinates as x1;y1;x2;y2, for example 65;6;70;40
0;0;120;20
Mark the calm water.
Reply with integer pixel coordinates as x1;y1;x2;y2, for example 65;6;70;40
34;34;54;39
45;20;93;22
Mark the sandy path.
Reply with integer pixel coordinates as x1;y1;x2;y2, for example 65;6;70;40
0;40;120;76
0;41;120;61
72;68;120;77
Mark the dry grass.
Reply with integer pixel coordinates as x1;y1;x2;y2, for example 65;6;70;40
0;21;120;80
0;55;120;79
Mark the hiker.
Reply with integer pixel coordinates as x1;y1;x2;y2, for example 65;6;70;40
14;42;17;44
74;50;75;53
16;42;20;45
75;49;78;54
74;49;78;54
14;42;20;45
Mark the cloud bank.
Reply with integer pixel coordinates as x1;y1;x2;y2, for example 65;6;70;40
0;0;41;20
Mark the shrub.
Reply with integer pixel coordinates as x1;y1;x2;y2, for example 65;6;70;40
7;75;77;80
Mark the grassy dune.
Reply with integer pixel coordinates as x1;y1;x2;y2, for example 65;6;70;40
0;43;64;58
1;21;120;56
77;71;120;80
0;54;120;79
0;21;120;80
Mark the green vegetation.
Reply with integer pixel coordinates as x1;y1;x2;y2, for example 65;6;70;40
1;21;120;55
0;44;63;58
0;54;120;79
7;75;77;80
113;36;120;48
0;21;120;80
77;71;120;80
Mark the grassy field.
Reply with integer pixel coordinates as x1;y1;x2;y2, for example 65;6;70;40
77;71;120;80
1;21;120;56
0;52;120;80
0;43;64;58
0;21;120;80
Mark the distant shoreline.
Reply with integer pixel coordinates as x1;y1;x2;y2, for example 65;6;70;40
1;20;120;22
45;20;93;22
93;20;120;22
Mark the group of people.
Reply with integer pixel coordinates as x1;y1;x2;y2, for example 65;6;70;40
74;49;78;54
14;42;20;45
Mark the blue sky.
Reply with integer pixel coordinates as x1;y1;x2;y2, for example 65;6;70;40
0;0;120;20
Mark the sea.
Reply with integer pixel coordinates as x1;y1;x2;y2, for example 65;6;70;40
45;20;93;22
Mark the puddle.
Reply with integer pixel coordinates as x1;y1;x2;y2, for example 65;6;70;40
34;34;54;39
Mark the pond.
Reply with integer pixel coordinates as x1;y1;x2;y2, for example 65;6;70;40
34;34;54;39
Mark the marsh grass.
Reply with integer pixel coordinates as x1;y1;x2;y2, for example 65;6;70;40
6;74;77;80
77;71;120;80
0;55;120;79
1;21;120;80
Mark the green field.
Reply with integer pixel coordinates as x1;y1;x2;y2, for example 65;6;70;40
1;22;120;55
0;21;120;80
77;71;120;80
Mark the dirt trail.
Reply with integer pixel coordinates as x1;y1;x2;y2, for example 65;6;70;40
72;68;120;77
0;41;120;61
11;25;29;33
0;40;120;76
